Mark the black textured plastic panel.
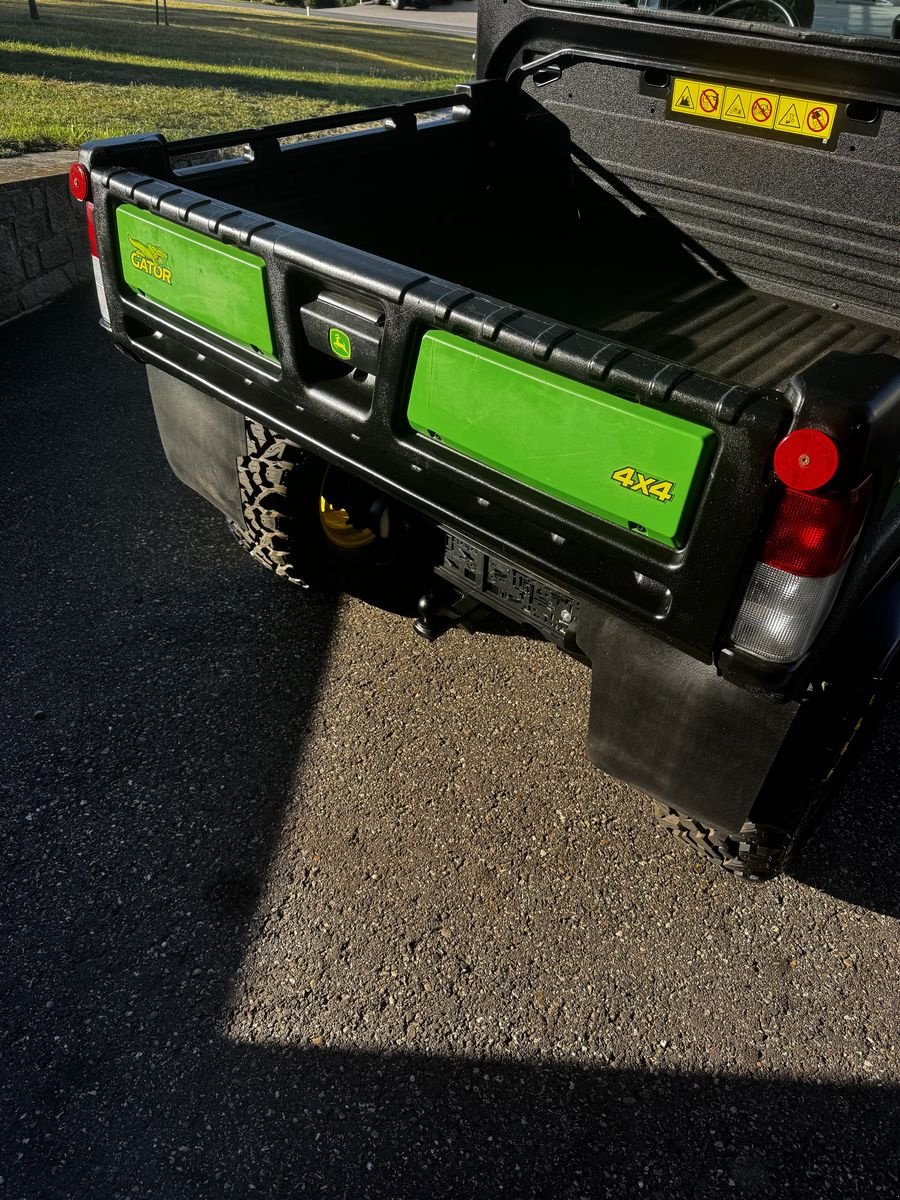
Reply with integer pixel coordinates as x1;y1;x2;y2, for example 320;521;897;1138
570;275;900;390
477;3;900;330
437;531;582;646
534;64;899;328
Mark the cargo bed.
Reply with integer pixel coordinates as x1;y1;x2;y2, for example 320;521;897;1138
160;85;899;393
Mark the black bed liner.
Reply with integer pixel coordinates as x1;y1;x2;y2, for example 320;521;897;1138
310;229;900;391
147;56;899;396
572;275;900;390
364;246;900;390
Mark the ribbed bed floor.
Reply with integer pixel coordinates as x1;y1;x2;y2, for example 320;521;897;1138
379;233;900;391
575;275;900;390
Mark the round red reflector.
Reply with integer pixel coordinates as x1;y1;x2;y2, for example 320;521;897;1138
68;162;89;202
773;429;839;492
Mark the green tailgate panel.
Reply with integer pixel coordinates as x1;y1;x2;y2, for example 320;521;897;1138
115;204;275;358
408;331;717;547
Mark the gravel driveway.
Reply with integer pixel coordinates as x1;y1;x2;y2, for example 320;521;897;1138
2;296;898;1198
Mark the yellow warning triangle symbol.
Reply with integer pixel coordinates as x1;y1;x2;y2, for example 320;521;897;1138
725;94;746;119
676;86;695;111
778;103;801;129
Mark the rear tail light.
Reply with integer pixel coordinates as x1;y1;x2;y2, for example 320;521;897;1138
730;469;870;664
760;485;869;578
84;199;110;324
86;200;99;259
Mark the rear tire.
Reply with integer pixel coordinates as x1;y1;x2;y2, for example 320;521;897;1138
229;421;311;587
652;804;789;881
654;669;892;880
228;419;436;607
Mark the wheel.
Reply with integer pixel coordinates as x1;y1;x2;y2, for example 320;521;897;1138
654;665;894;880
389;0;405;9
228;419;434;604
652;803;791;881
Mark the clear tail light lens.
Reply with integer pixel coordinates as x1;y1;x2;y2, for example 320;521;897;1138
730;562;849;663
730;477;870;665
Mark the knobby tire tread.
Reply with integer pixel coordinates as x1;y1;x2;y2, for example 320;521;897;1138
229;420;309;587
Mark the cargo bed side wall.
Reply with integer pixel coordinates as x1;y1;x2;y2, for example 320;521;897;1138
479;5;900;331
176;99;578;269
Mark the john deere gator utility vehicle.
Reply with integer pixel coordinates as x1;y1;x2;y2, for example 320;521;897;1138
73;0;900;879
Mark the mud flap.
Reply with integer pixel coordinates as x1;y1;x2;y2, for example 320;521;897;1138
147;366;246;526
577;605;800;833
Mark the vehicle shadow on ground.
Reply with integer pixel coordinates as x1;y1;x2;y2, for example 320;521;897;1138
2;300;897;1197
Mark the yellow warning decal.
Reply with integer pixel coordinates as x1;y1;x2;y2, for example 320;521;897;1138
672;79;699;113
722;88;752;124
671;77;838;142
721;86;779;129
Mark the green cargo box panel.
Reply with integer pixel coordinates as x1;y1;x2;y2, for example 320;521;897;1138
115;204;275;359
408;331;717;548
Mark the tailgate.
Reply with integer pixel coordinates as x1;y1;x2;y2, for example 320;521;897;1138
408;331;716;549
116;204;275;359
112;203;717;549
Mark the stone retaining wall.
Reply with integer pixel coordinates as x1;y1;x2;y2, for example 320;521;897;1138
0;151;92;326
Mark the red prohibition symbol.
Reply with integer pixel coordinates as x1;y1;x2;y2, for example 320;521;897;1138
806;106;830;133
699;88;719;114
751;97;773;123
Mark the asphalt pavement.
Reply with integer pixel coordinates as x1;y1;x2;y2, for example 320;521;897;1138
2;296;898;1198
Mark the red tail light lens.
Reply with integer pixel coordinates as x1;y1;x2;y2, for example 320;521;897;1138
86;201;99;259
68;162;89;202
761;482;870;578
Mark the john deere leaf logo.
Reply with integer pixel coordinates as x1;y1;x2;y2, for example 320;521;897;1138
128;235;172;284
329;328;352;360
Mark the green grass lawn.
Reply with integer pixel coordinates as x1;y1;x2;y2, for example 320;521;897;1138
0;0;472;156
